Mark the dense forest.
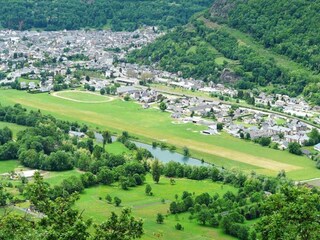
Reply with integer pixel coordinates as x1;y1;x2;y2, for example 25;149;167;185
128;25;222;81
215;0;320;73
0;0;212;31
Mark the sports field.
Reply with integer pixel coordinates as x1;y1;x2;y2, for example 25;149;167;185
52;90;114;103
0;89;318;180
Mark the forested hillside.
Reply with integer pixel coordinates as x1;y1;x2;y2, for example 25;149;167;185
0;0;212;31
212;0;320;73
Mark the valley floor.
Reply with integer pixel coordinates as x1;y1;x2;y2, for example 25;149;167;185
0;89;319;180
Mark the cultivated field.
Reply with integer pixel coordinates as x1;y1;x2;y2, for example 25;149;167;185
0;89;319;180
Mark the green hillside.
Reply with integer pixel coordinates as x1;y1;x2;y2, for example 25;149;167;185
129;1;320;104
210;0;320;103
213;0;320;72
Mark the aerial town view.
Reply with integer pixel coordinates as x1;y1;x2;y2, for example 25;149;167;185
0;0;319;239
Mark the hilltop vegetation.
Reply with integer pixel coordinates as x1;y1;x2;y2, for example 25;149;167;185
0;0;212;31
128;25;222;81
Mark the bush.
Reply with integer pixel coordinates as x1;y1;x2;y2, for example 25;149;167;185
156;213;164;224
288;142;302;155
316;159;320;169
114;197;121;207
106;194;112;203
175;223;184;230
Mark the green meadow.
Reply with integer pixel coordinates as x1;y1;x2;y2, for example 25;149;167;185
74;174;237;240
18;77;40;84
43;169;83;186
105;141;131;155
0;160;20;174
0;89;319;180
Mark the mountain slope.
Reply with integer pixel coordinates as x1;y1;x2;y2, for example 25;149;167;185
211;0;320;73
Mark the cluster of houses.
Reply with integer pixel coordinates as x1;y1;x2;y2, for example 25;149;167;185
116;86;163;108
0;28;159;91
255;92;318;118
164;96;318;152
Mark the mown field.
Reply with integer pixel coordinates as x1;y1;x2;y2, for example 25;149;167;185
0;89;319;180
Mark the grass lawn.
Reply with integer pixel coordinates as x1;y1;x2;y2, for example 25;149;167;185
18;77;40;84
275;118;287;125
0;160;21;174
43;169;83;186
105;141;130;155
75;174;237;240
0;89;318;180
0;122;27;139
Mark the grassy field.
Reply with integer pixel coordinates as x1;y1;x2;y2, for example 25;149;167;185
18;77;40;84
0;160;21;174
215;56;238;66
75;174;237;240
0;89;318;180
105;141;130;155
0;168;238;239
43;169;83;186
